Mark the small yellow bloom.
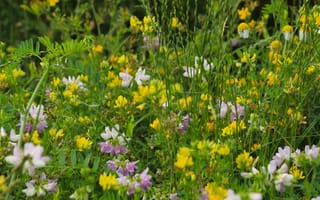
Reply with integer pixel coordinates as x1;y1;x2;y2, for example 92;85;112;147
306;65;316;75
236;151;253;170
237;7;251;20
171;17;179;28
174;147;193;170
150;118;161;130
0;175;7;192
205;182;227;200
250;143;261;151
114;95;128;108
76;136;92;151
289;165;305;180
217;145;230;155
12;69;25;79
94;45;103;53
52;77;61;87
31;131;41;145
99;173;119;191
237;23;250;38
48;0;59;7
79;116;91;124
282;25;293;33
49;128;64;140
270;40;282;52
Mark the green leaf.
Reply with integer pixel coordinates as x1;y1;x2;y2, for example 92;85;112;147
71;150;77;166
126;115;135;138
58;151;66;166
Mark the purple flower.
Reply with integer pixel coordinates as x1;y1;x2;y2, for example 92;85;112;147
99;125;129;156
178;114;193;134
217;101;245;121
119;68;133;87
143;35;159;50
136;168;152;192
17;104;48;133
305;145;320;160
107;160;138;176
272;146;291;166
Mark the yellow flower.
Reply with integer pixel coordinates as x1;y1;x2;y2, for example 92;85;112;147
76;136;92;151
130;16;142;32
79;116;91;124
250;143;261;151
52;77;61;87
237;23;250;38
12;69;25;79
237;7;251;20
289;165;305;180
236;151;253;170
171;17;179;28
48;0;59;7
49;128;64;140
150;118;161;130
221;120;246;137
0;72;6;82
93;45;103;53
270;40;282;52
31;131;41;145
217;145;230;155
0;175;7;192
205;182;227;200
99;173;119;191
174;147;193;170
306;65;316;75
267;72;280;86
114;95;128;108
282;25;293;33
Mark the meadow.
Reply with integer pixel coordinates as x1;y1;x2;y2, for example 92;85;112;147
0;0;320;199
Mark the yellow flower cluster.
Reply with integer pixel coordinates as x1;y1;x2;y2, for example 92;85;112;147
150;118;161;131
221;120;246;137
289;165;305;180
204;182;227;200
130;16;156;33
174;147;193;170
31;130;42;145
49;128;64;140
114;95;128;108
0;175;7;192
76;136;92;151
236;151;253;170
99;173;119;191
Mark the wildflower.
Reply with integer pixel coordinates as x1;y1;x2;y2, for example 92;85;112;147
174;147;193;170
79;116;90;124
117;168;152;195
93;45;103;53
52;77;60;87
182;66;197;78
270;40;282;52
304;145;320;161
99;173;119;191
150;118;161;131
237;23;250;38
306;65;316;74
143;35;159;50
98;124;128;155
0;175;7;192
31;131;41;145
22;173;57;197
221;120;246;137
130;16;142;32
18;104;48;133
272;146;291;166
236;151;253;170
178;114;193;134
76;136;92;151
119;68;133;87
134;67;150;85
107;159;138;176
12;68;25;79
237;7;251;20
289;165;305;180
114;95;128;108
217;145;230;155
5;142;50;175
225;189;241;200
171;17;179;28
49;128;64;140
204;182;227;200
274;173;294;192
299;25;307;41
48;0;59;7
62;76;87;92
282;25;294;40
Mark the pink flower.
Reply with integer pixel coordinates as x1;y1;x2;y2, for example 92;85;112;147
119;68;133;87
134;67;150;85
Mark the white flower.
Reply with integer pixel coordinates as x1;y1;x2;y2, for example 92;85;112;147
62;76;87;91
101;124;120;140
0;127;6;137
119;68;133;87
249;193;263;200
305;144;320;160
311;196;320;200
5;143;50;175
135;67;150;85
224;189;241;200
274;173;294;192
22;181;36;197
182;66;197;78
272;146;291;166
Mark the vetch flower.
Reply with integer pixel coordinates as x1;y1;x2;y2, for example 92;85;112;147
99;125;129;155
178;114;193;134
282;25;294;40
5;143;50;175
272;146;291;166
237;23;250;38
18;104;48;133
274;173;294;193
119;68;133;87
134;67;150;85
304;144;320;160
62;76;87;92
107;159;139;176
